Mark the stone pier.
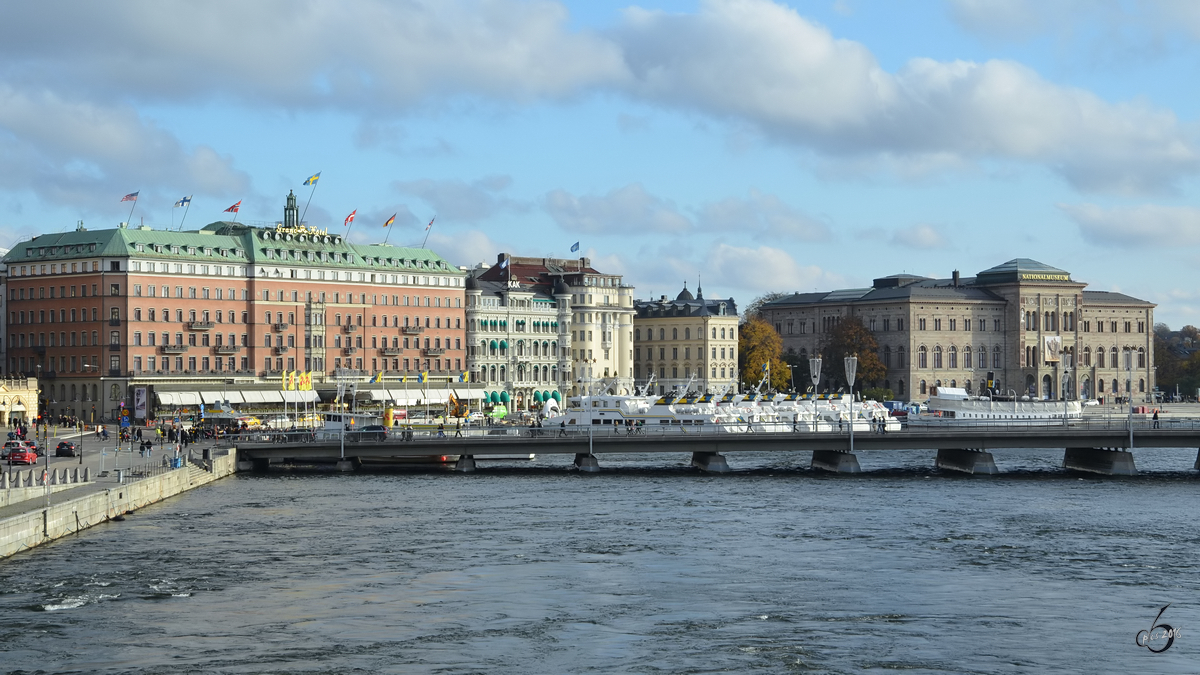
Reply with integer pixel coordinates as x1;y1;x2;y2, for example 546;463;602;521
1063;447;1136;475
691;452;730;473
573;453;600;472
454;455;476;473
936;448;999;475
335;459;356;472
811;450;861;473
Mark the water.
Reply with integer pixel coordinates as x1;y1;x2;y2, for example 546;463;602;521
2;448;1198;673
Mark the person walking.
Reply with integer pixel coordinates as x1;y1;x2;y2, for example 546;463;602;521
1153;409;1160;429
559;420;567;437
454;420;463;437
437;422;445;438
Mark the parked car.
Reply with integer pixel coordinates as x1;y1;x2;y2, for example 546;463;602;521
0;440;21;460
349;424;388;442
24;439;41;456
8;446;37;465
55;441;78;457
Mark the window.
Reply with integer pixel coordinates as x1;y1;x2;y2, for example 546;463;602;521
918;346;928;368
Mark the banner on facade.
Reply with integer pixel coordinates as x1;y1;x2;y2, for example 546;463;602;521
1042;335;1062;362
134;387;148;419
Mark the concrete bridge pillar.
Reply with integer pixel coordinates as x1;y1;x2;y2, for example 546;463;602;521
1063;447;1136;475
335;459;356;472
936;449;998;475
454;455;476;473
1194;449;1200;471
811;450;861;473
574;453;600;473
691;452;730;473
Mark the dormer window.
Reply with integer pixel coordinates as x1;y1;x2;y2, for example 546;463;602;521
187;247;196;255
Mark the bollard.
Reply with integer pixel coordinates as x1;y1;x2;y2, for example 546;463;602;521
1;471;7;489
82;467;91;482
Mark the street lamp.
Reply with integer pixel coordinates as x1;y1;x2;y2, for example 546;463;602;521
809;356;822;398
1125;348;1134;450
845;355;858;453
1061;353;1072;428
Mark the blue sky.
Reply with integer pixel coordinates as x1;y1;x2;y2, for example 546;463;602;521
2;0;1200;325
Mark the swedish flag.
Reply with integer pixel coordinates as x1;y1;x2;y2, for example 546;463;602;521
418;372;428;383
459;371;469;383
303;172;320;186
369;372;383;384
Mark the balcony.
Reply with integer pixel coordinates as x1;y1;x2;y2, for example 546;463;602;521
381;347;404;356
109;318;121;326
273;346;290;355
33;346;45;355
214;345;241;355
108;343;122;351
402;326;424;335
160;345;189;354
108;368;122;377
342;324;360;333
187;321;215;331
273;322;290;332
343;347;358;356
423;348;446;357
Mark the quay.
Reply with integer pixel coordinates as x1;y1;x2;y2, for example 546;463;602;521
0;437;237;559
235;417;1200;476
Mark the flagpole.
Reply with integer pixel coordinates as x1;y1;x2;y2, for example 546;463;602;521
420;217;435;248
179;199;191;230
299;179;319;226
382;222;394;245
125;193;139;225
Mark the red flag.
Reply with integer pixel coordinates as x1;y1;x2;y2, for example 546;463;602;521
384;213;396;227
224;200;241;213
344;210;357;226
425;216;435;231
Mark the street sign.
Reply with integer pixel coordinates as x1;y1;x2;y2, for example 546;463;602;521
120;415;130;428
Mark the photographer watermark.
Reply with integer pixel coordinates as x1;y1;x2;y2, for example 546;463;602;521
1135;604;1180;653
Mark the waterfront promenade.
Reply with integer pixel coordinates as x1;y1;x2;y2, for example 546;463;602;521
0;431;236;559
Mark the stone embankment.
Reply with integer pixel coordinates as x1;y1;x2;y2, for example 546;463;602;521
0;450;237;559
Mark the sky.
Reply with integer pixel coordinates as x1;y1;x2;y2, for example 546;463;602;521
2;0;1200;326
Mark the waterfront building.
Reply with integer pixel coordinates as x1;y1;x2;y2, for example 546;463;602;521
759;259;1155;402
3;192;466;421
469;254;634;398
0;377;38;425
633;283;740;395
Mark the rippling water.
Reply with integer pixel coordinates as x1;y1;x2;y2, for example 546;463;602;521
2;448;1198;673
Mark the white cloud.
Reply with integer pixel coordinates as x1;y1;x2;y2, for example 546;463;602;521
945;0;1096;40
392;175;526;222
890;223;947;250
697;189;831;241
1059;203;1200;246
701;242;846;295
544;183;691;233
424;230;513;269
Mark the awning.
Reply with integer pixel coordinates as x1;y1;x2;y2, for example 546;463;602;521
489;340;498;349
260;391;285;403
367;390;391;401
551;391;561;401
176;392;203;406
499;391;510;403
282;390;319;403
489;392;500;403
533;391;543;402
239;391;266;403
199;391;232;404
499;340;508;349
157;392;181;405
452;388;486;399
10;404;26;412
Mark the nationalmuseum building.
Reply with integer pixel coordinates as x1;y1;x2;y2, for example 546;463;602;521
4;192;468;421
759;259;1155;403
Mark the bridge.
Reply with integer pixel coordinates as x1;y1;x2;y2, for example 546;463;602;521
233;418;1200;475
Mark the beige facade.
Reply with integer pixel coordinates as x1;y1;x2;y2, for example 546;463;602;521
0;378;38;424
634;284;739;395
760;260;1155;403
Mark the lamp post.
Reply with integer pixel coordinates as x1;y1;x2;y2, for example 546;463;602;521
809;357;822;397
1125;349;1134;450
787;364;798;393
845;355;858;453
1061;354;1072;428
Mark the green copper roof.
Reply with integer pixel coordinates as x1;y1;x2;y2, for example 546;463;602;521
975;258;1072;284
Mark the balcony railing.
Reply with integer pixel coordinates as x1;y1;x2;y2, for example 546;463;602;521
187;321;215;331
381;347;404;356
108;368;122;377
160;345;189;354
342;324;360;333
402;326;424;335
273;346;290;355
214;345;241;355
273;323;290;332
109;318;121;326
33;346;46;355
343;347;358;356
423;348;446;356
108;343;122;351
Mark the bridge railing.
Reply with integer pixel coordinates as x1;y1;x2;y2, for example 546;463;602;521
231;416;1200;444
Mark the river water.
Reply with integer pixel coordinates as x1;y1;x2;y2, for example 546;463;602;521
2;448;1198;673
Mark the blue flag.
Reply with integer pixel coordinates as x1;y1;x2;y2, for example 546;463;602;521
303;172;321;186
570;242;580;252
174;195;191;208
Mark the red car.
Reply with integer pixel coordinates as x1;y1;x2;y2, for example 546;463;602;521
8;447;37;465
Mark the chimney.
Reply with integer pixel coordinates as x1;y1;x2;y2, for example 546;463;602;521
952;270;960;287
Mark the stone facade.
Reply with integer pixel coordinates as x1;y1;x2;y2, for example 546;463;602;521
633;283;739;395
760;259;1155;403
470;254;634;397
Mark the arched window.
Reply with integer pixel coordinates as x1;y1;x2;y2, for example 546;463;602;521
659;328;665;340
1137;347;1146;368
499;365;506;381
919;346;928;369
992;346;1002;369
1098;379;1105;393
897;346;906;368
635;328;641;340
898;380;906;395
672;328;678;339
883;345;891;368
948;346;957;369
933;346;943;369
1139;378;1145;393
963;346;971;369
1113;378;1119;393
1083;346;1091;366
1111;347;1118;368
685;327;690;339
1097;347;1105;368
920;379;927;394
518;341;524;356
950;380;956;388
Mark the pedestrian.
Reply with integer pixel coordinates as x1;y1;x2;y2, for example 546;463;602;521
437;423;445;438
559;420;567;437
1153;409;1160;429
455;420;462;437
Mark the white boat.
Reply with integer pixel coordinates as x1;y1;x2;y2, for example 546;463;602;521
910;387;1081;425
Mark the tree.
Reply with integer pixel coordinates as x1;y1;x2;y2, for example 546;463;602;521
741;291;789;323
737;317;790;391
819;316;885;393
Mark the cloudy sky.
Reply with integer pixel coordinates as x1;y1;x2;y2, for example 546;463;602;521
2;0;1200;326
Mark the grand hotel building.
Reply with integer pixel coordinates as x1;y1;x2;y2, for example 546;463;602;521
759;259;1155;403
3;192;467;421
